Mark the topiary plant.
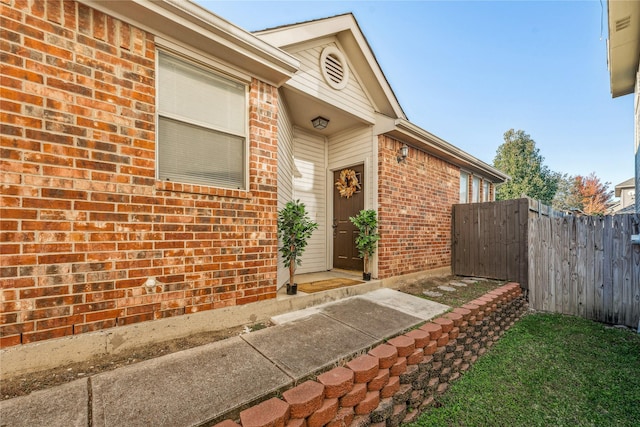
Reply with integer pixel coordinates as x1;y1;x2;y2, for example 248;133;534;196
277;200;318;294
349;209;380;280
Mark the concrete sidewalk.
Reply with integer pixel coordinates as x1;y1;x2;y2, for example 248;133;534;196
0;289;449;426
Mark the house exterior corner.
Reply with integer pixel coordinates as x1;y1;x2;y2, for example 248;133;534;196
0;0;292;349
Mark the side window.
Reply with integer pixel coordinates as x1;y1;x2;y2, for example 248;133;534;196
483;181;490;202
157;52;247;189
459;171;469;203
472;176;480;203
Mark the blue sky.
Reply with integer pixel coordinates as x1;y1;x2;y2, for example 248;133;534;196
195;0;633;193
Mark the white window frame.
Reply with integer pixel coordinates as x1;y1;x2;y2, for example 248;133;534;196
472;176;480;203
460;171;469;203
156;48;250;190
483;181;491;202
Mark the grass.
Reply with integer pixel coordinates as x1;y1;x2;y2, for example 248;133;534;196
401;276;505;307
408;313;640;427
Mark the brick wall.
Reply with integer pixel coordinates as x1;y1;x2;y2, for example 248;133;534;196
215;283;526;426
0;0;279;348
377;135;460;279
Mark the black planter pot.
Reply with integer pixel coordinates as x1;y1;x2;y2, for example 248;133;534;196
286;283;298;295
363;272;371;281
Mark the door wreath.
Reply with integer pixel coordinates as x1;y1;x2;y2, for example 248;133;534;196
335;168;361;198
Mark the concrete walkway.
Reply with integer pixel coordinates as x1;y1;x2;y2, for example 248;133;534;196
0;288;449;426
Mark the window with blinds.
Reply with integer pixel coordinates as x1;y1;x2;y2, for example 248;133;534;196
157;52;247;189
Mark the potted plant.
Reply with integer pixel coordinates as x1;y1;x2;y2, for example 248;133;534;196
277;200;318;295
349;209;380;281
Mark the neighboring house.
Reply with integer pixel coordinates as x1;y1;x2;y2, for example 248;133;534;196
607;0;640;213
0;0;506;350
611;177;636;213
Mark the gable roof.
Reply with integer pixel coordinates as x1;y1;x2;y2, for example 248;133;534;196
254;13;406;121
255;13;508;182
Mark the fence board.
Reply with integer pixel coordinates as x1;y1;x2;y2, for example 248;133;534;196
603;216;614;324
593;216;604;322
452;198;551;288
612;217;622;325
528;213;639;329
622;215;633;328
453;199;639;329
576;216;587;318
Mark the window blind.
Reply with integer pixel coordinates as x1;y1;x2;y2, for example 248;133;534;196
157;52;246;189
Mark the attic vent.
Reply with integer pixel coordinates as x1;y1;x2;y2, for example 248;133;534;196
320;46;349;90
615;15;631;32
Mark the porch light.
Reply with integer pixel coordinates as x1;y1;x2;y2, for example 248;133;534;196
311;116;329;130
397;143;409;163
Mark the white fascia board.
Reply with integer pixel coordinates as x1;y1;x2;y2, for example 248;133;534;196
607;0;640;98
256;14;356;48
83;0;299;86
391;119;509;183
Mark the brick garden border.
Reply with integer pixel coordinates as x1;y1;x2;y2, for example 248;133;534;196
214;282;527;426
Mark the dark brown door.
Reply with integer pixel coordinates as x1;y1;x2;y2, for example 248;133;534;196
332;164;364;271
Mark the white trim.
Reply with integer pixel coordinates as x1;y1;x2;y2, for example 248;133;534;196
82;0;298;87
155;37;252;84
155;50;250;190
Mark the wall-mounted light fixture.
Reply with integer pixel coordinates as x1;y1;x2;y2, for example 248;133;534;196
397;143;409;163
311;116;329;130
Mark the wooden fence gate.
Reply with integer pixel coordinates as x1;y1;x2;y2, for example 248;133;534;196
529;215;640;328
452;198;561;290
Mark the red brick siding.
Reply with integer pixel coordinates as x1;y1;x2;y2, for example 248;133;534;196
377;135;459;279
0;0;278;348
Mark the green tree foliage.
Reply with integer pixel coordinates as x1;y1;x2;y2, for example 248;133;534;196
493;129;558;204
349;209;380;275
552;173;583;211
277;200;318;286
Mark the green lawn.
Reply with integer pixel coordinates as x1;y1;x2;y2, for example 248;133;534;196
408;313;640;427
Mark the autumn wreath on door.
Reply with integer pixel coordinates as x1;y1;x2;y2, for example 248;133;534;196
335;168;361;198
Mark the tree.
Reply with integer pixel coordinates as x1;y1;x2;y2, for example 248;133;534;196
552;173;582;211
573;173;614;215
493;129;558;204
552;172;614;215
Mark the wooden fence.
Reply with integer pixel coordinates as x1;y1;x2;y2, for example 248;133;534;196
528;214;640;329
452;198;562;289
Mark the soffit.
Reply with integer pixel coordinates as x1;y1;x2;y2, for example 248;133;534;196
280;87;370;136
82;0;299;87
608;0;640;97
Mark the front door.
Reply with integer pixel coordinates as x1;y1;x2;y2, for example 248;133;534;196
332;164;364;271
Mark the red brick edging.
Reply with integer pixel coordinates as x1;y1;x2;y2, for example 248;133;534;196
217;283;527;426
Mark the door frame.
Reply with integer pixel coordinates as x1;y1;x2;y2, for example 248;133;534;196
326;158;371;271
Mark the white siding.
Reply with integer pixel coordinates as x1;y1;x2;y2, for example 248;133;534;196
288;40;375;124
293;129;327;274
277;95;294;287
